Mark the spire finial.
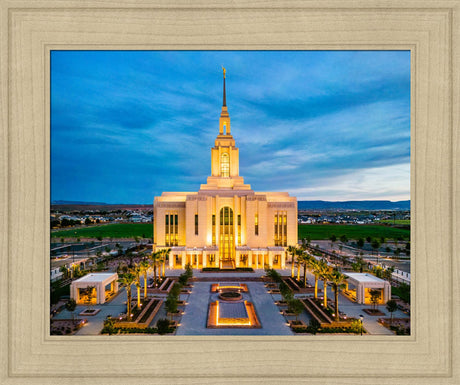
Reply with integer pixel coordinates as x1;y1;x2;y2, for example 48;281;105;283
222;66;226;107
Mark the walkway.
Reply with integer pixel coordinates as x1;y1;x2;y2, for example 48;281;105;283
176;281;293;335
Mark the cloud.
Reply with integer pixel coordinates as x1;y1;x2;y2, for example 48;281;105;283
51;51;410;203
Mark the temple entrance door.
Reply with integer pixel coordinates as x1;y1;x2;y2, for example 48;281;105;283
219;206;235;269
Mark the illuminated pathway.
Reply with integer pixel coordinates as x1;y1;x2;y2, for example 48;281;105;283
175;281;293;335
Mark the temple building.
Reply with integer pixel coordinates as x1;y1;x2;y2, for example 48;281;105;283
153;69;297;270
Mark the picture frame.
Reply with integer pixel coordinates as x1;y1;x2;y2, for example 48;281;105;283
1;1;458;383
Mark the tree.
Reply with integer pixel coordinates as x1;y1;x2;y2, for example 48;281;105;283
386;299;398;325
118;272;136;321
157;318;171;334
85;218;92;225
59;265;69;279
371;239;380;255
83;286;95;309
302;253;311;288
65;298;77;320
366;236;372;243
288;299;304;321
159;248;171;278
318;261;330;308
133;263;142;308
340;235;348;244
405;242;411;256
149;251;161;287
287;245;297;278
140;260;150;300
369;289;381;310
383;266;395;282
329;234;337;251
310;259;323;300
357;238;365;248
380;236;386;244
329;270;347;322
296;249;303;282
165;283;181;321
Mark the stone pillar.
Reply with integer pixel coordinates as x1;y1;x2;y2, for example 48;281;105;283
281;251;286;269
248;251;253;268
70;283;76;302
235;251;240;267
203;251;207;268
97;283;104;304
358;284;365;304
181;251;186;269
215;253;219;268
268;251;273;269
169;254;174;269
114;279;119;293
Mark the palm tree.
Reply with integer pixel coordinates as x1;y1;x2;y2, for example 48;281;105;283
133;263;142;308
159;248;171;278
316;260;330;308
329;270;347;321
302;253;311;288
287;245;297;278
309;259;319;299
140;260;150;300
295;248;303;282
149;251;161;287
118;271;136;321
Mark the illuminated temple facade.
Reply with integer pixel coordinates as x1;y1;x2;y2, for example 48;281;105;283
153;70;297;270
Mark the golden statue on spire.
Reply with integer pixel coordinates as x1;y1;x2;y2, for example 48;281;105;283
222;66;226;78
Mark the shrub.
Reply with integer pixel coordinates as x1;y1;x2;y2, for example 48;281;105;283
178;274;188;286
157;318;172;335
170;283;182;298
307;318;320;335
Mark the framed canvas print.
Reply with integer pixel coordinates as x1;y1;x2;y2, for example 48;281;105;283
1;1;458;384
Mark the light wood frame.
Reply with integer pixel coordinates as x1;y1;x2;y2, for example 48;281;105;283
1;1;459;384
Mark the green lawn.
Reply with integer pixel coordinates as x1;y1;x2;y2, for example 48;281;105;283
377;219;411;225
298;224;410;241
52;223;153;239
52;222;410;241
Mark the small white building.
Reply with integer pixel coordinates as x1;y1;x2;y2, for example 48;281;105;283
70;273;118;305
344;272;391;305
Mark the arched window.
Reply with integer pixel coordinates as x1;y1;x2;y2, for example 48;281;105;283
220;207;234;261
220;152;230;177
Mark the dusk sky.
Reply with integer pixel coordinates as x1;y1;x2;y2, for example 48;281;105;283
51;51;410;204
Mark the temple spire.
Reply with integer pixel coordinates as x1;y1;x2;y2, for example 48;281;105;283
219;66;230;135
222;66;227;107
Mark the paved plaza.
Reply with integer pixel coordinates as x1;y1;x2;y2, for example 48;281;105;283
176;281;293;336
52;267;409;336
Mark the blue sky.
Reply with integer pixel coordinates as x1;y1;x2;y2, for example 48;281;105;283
51;51;410;204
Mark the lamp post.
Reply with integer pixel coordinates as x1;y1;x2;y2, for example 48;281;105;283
360;314;364;336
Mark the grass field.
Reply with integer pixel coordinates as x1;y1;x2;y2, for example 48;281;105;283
377;219;411;225
52;223;153;239
298;224;410;241
52;222;410;241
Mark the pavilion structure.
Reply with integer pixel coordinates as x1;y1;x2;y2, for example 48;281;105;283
70;272;118;305
343;272;391;305
153;68;297;270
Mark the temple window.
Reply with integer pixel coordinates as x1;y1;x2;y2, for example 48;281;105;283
220;152;230;177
